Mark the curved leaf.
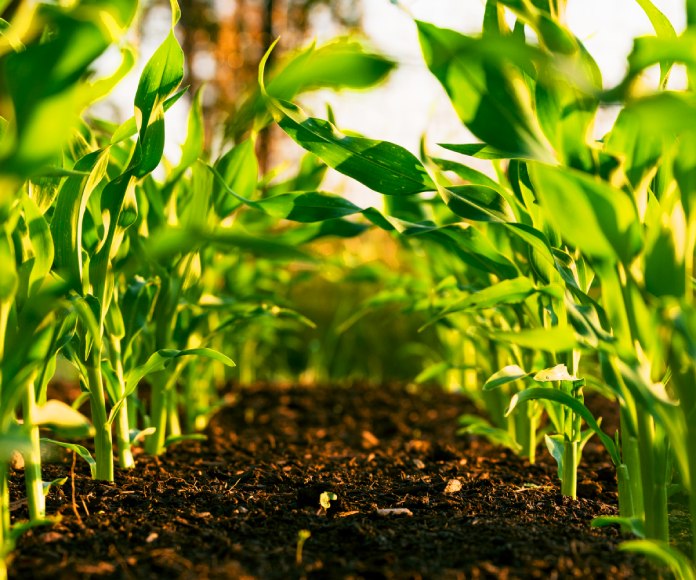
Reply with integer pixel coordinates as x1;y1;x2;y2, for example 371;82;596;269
270;101;436;195
506;387;621;465
483;365;530;391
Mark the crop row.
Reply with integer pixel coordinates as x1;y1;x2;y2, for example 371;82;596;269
1;0;695;578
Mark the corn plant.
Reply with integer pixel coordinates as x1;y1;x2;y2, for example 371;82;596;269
266;1;696;576
0;0;141;575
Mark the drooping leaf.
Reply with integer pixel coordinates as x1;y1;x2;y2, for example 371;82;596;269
270;101;436;195
620;541;695;580
41;439;96;478
441;277;536;315
108;347;236;424
506;387;621;465
438;143;515;160
458;414;523;452
439;184;512;222
258;191;363;223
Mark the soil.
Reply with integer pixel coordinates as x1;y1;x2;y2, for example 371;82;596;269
8;383;656;579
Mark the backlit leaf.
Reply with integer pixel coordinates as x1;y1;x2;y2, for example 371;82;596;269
271;101;436;195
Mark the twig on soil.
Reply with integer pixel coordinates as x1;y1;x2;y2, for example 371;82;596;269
512;484;554;493
71;452;83;526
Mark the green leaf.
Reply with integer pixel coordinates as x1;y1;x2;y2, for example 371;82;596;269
82;45;136;106
21;194;54;297
146;226;312;262
529;163;642;263
458;414;523;452
229;38;395;138
164;433;207;447
506;387;621;465
438;143;514;160
415;361;451;384
620;540;695;580
0;228;18;301
34;400;93;439
644;220;686;298
109;348;236;424
42;477;68;497
120;277;159;359
483;365;529;391
493;326;577;352
41;439;96;478
417;20;554;162
545;433;565;479
270;101;436;195
267;39;396;97
634;0;677;85
439;184;512;222
258;191;363;223
441;277;537;315
592;516;646;538
51;149;110;291
213;139;259;217
133;30;184;176
2;12;116;176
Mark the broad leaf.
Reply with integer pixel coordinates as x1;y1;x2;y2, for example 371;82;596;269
417;21;554;162
271;101;436;195
530;163;642;263
506;387;621;465
492;326;577;352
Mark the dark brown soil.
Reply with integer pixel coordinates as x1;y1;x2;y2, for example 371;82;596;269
8;383;653;579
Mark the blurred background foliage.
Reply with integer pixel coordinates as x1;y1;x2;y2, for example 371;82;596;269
125;0;447;386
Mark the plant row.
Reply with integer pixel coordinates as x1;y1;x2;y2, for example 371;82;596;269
0;0;695;579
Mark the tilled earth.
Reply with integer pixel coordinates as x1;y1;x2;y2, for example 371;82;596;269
8;383;654;579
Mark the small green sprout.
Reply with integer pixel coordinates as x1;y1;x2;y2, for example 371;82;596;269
319;491;337;511
295;529;311;565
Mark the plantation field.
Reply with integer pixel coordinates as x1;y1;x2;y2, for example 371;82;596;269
9;383;656;579
1;0;695;578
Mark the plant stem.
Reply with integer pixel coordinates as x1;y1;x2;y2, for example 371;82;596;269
561;439;578;498
108;335;134;469
0;460;9;580
167;389;181;437
86;357;114;481
22;379;44;520
145;371;178;456
635;409;669;541
616;464;634;518
687;423;696;563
